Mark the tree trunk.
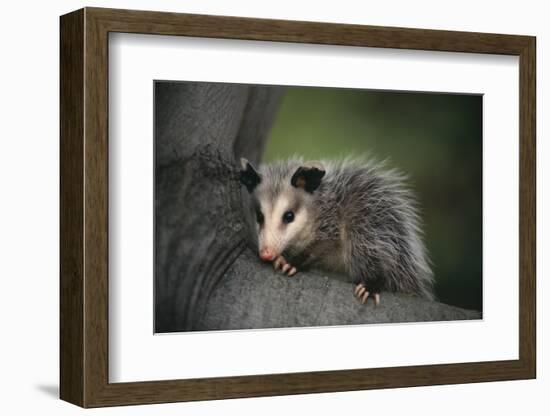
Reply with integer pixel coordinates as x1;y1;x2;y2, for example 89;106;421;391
154;81;480;333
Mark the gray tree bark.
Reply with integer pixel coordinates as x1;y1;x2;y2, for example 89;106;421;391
154;81;480;333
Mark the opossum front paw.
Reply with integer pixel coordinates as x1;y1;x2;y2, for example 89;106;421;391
273;255;297;276
354;283;381;306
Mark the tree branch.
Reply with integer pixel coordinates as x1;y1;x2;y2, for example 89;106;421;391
197;250;480;330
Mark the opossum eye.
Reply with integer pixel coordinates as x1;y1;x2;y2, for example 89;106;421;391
282;211;295;224
256;211;264;225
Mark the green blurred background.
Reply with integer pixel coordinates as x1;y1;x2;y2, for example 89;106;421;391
263;87;482;312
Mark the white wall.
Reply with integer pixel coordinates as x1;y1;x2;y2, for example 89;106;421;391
0;0;545;414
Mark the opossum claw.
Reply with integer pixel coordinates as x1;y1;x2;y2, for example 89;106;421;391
273;256;285;271
272;255;297;276
354;283;381;306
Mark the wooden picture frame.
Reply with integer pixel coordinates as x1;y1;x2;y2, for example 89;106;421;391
60;7;536;408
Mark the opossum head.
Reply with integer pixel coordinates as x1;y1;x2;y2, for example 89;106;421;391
240;158;325;262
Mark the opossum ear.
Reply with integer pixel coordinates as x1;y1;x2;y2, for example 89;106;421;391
239;158;261;193
291;161;326;193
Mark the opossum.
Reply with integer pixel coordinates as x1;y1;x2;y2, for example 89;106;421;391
239;157;434;305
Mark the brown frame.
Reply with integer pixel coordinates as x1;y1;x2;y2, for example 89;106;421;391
60;7;536;408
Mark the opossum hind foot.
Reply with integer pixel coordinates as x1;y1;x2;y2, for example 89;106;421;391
354;283;381;306
273;255;297;276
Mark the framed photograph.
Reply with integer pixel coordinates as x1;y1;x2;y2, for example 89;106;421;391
60;7;536;408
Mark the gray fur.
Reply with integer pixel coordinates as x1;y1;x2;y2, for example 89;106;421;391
241;157;435;299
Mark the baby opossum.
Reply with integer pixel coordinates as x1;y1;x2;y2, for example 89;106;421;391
239;157;434;305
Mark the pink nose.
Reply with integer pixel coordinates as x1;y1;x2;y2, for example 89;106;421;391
259;248;276;262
